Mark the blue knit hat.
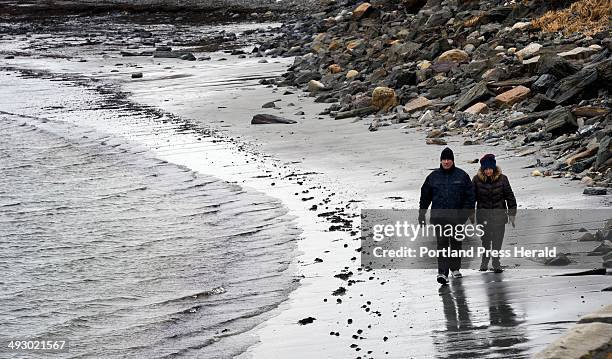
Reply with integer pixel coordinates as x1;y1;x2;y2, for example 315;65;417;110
480;154;496;170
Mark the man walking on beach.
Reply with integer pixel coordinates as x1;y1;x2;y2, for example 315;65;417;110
419;147;475;285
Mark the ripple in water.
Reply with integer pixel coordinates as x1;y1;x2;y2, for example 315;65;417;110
0;116;301;358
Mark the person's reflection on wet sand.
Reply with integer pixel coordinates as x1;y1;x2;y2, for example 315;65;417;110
433;277;529;358
434;280;483;358
439;281;473;332
484;276;529;357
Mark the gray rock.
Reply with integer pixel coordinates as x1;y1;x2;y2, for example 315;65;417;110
180;53;196;61
532;74;557;93
153;50;180;58
295;71;322;85
251;114;297;124
589;241;612;256
426;82;459;99
545;253;571;266
536;54;578;78
578;232;596;242
546;68;598;105
454;81;493;111
595;136;611;170
584;188;607;196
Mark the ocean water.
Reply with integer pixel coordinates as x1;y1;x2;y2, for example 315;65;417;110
0;71;300;358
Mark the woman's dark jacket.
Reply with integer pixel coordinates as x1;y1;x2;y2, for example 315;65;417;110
472;166;517;224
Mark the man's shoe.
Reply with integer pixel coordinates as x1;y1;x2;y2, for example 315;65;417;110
437;274;449;285
479;266;488;272
451;270;463;278
493;267;504;273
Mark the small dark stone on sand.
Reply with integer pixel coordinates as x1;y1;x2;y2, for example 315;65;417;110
131;72;143;78
298;317;316;325
332;287;347;296
334;272;352;280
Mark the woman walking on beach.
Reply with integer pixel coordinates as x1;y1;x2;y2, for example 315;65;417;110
472;154;517;273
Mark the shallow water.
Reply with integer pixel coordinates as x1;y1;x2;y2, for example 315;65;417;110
0;72;300;358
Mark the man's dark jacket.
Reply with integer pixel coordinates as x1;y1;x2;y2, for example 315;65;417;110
419;165;475;224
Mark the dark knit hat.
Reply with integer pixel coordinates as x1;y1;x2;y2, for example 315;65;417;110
440;147;454;161
480;153;496;170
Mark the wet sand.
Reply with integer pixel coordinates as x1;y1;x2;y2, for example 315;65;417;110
1;17;611;358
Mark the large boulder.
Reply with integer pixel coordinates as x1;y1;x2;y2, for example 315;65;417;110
464;102;489;114
454;81;493;111
436;49;469;63
515;43;542;61
294;71;322;85
346;70;359;80
558;46;600;60
536;54;578;78
495;86;531;106
352;2;373;19
404;96;432;113
308;80;325;93
328;64;342;74
372;87;397;111
546;68;598;104
595;136;612;170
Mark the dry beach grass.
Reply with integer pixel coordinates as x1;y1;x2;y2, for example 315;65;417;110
532;0;611;35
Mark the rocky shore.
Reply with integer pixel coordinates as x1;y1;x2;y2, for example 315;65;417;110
257;0;611;193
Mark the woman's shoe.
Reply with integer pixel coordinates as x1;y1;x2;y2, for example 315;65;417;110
493;267;504;273
479;266;488;272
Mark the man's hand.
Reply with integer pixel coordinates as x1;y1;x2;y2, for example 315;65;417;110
509;215;516;228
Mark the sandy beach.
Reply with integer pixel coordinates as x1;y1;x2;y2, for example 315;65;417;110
1;5;611;358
